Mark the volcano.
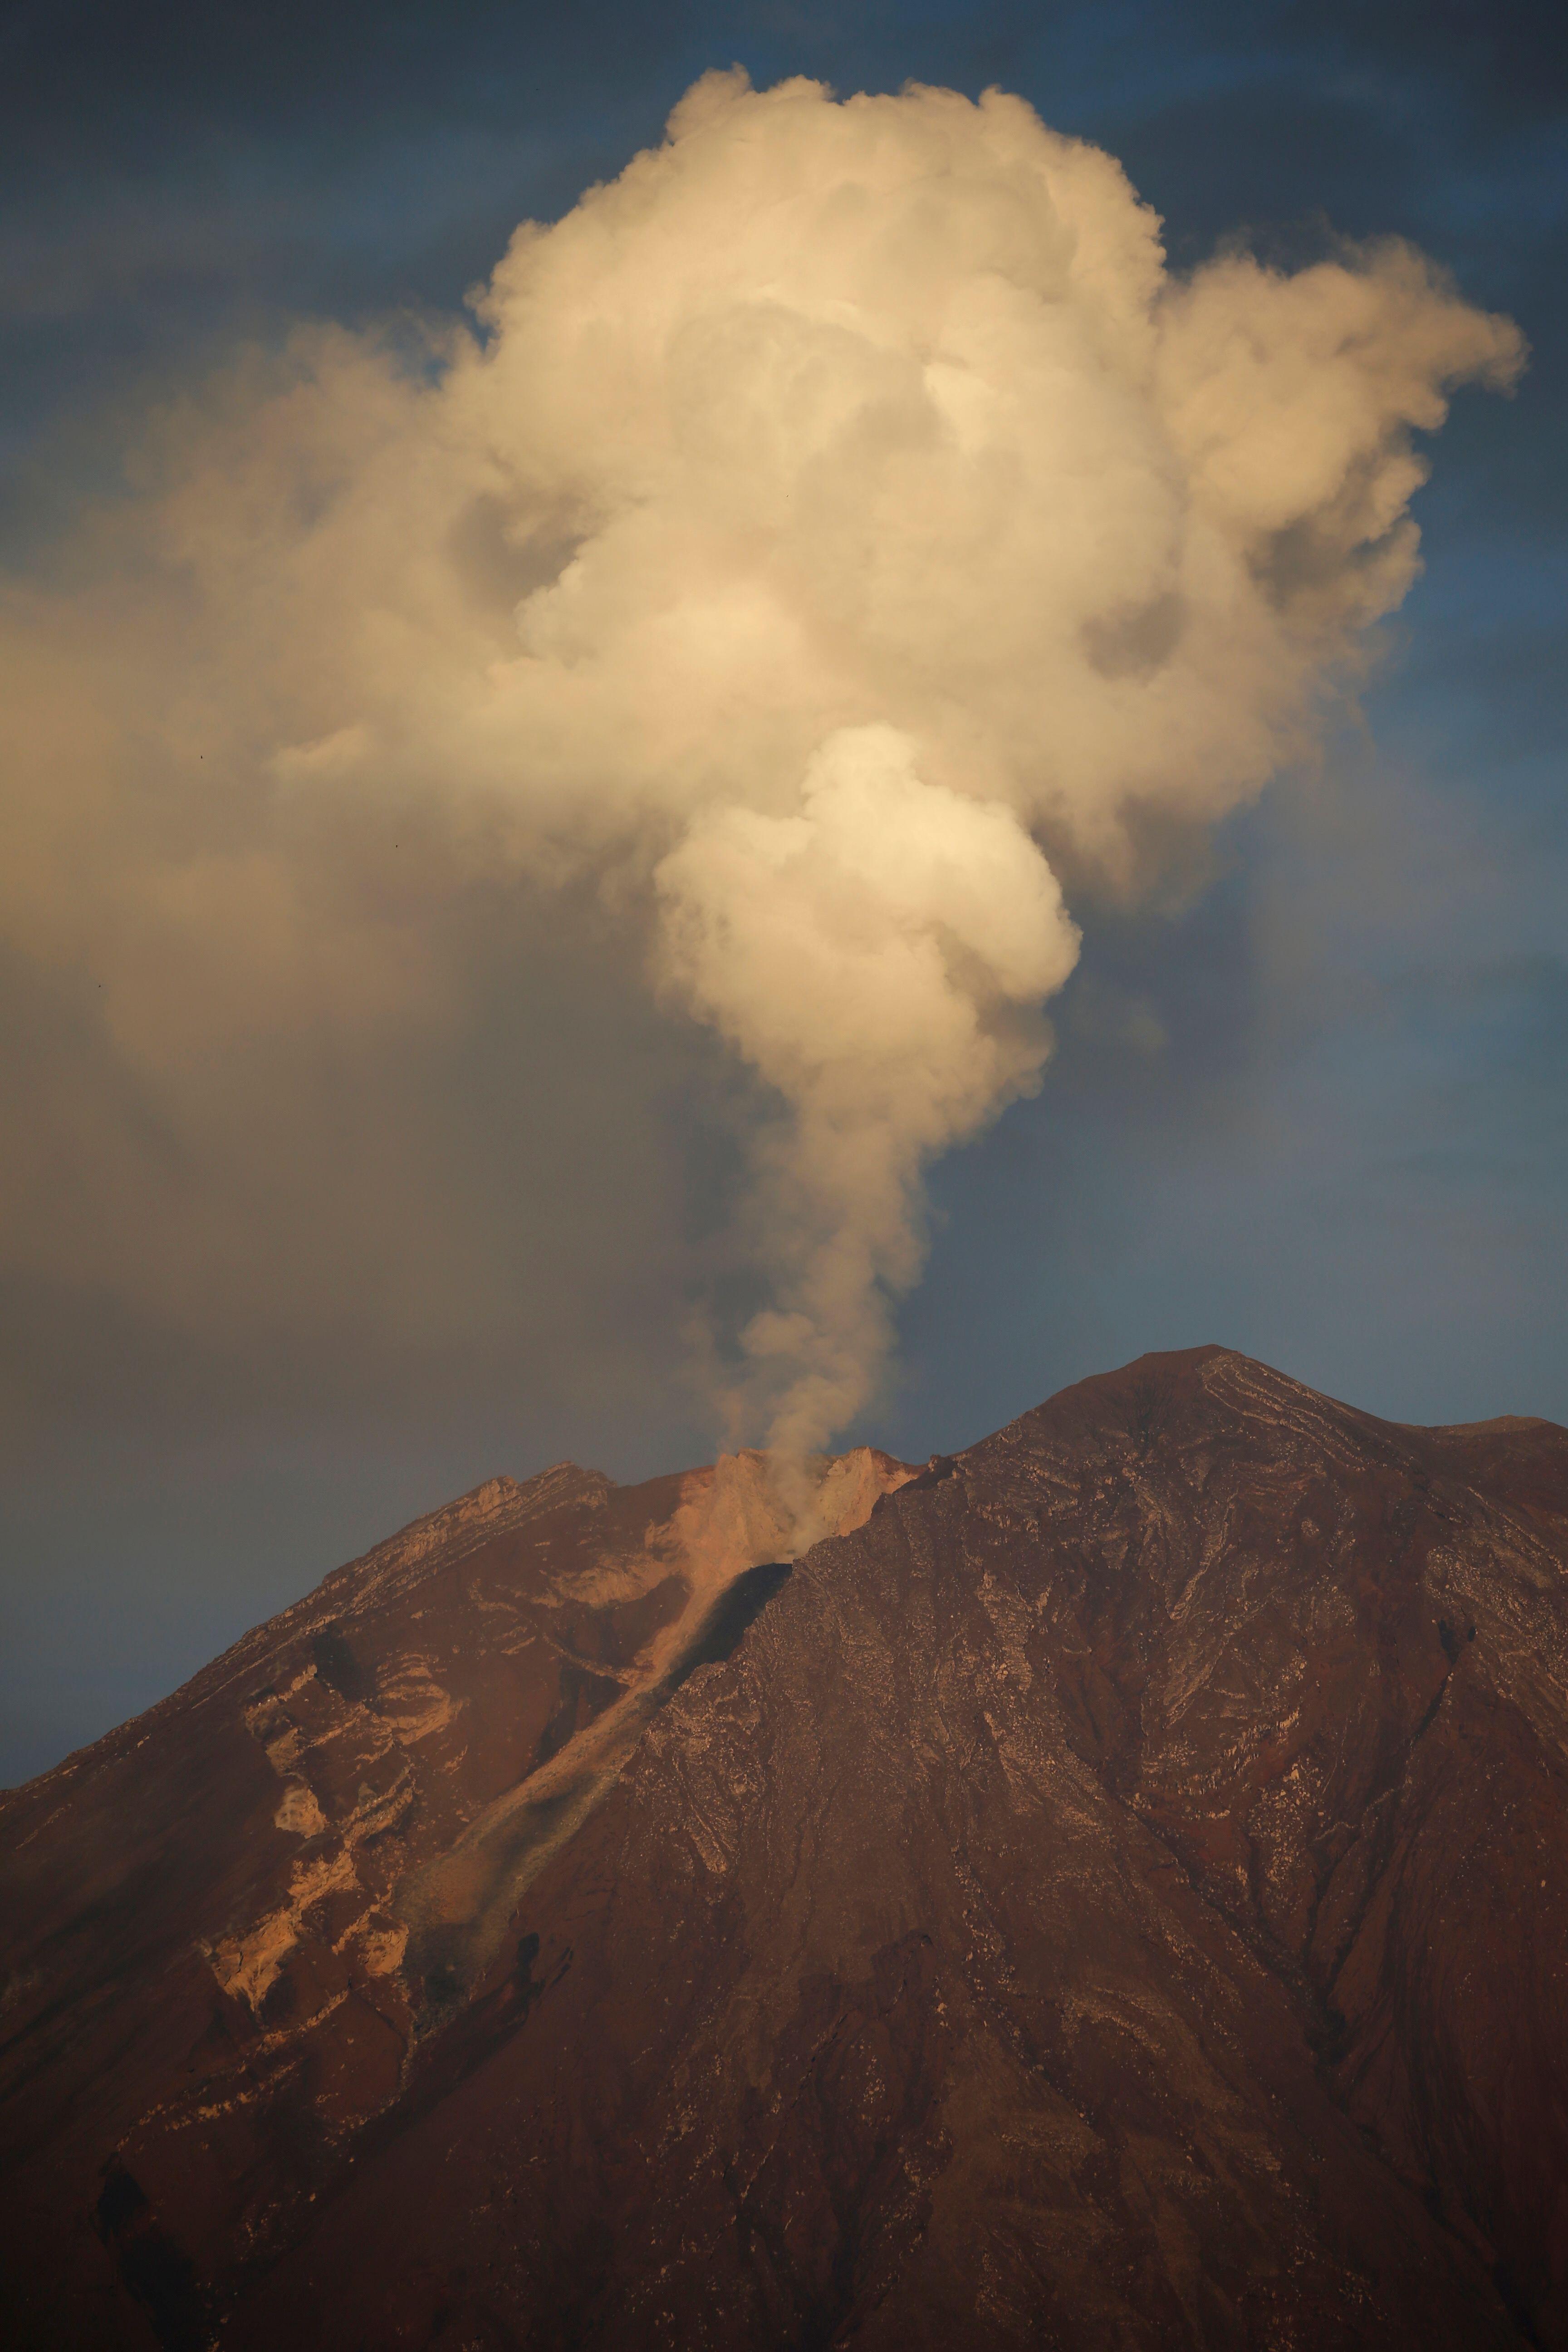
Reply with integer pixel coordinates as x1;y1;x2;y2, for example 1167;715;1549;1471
3;1347;1566;2349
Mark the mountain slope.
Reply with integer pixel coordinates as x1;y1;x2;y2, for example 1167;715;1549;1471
0;1443;910;2348
4;1348;1567;2348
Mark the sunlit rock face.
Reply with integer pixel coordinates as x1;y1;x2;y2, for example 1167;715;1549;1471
3;1348;1567;2350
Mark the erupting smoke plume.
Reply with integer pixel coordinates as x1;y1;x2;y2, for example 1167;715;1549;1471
0;71;1523;1453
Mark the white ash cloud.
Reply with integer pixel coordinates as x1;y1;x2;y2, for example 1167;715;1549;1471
656;724;1078;1451
0;70;1522;1451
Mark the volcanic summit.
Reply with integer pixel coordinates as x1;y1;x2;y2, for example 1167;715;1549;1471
3;1347;1566;2349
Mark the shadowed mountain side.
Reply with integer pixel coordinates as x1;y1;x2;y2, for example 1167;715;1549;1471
3;1350;1567;2348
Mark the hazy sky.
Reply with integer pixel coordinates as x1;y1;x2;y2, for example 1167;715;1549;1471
3;0;1564;1784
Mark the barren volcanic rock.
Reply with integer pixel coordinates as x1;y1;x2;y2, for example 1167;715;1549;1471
0;1443;909;2347
4;1348;1568;2349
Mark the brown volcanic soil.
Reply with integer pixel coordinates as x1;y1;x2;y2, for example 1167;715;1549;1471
4;1349;1568;2349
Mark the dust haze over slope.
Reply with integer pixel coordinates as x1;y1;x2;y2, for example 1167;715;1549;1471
0;70;1522;1460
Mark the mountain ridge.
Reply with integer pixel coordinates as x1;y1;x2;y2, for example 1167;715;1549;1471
3;1348;1566;2349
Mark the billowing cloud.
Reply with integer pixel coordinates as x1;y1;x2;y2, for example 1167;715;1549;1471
0;70;1523;1455
656;724;1078;1450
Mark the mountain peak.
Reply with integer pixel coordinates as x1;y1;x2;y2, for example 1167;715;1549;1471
2;1369;1565;2350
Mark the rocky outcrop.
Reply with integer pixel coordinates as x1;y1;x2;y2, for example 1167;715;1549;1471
3;1350;1566;2348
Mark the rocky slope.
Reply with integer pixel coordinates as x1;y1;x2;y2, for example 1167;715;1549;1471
3;1348;1566;2349
0;1441;910;2347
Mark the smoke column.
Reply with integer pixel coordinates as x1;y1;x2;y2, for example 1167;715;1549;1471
0;71;1523;1455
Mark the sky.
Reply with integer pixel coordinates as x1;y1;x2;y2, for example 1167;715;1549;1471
1;0;1564;1784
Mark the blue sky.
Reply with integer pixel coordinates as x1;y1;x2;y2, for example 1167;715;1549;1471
2;0;1564;1782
